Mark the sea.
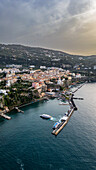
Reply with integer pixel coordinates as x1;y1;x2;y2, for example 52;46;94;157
0;83;96;170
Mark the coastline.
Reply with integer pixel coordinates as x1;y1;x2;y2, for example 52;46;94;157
18;97;48;109
0;84;79;119
1;96;48;117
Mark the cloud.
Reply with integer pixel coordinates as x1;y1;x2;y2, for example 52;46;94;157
0;0;68;37
0;0;96;55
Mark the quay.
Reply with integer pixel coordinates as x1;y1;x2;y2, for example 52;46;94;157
52;108;74;136
52;83;85;136
0;113;11;120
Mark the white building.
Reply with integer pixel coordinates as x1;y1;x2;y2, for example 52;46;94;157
6;80;11;87
94;65;96;70
0;89;8;95
40;66;46;69
30;65;35;68
76;74;81;78
57;78;63;85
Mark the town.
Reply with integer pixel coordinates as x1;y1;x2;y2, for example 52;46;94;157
0;64;87;118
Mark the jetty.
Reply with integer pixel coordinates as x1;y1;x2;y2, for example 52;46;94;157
0;113;11;120
15;107;24;113
52;108;74;136
52;83;85;136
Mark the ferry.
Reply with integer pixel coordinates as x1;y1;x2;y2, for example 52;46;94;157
40;114;52;119
52;122;60;129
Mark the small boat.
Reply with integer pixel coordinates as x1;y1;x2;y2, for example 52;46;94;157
59;102;69;105
52;122;60;129
64;112;68;116
40;114;52;119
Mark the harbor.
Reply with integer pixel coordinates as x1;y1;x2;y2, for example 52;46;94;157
52;83;85;136
52;107;74;136
0;83;96;170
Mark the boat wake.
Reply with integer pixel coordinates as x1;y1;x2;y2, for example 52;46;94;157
50;117;56;121
16;158;24;170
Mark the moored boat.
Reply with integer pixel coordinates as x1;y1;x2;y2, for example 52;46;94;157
52;122;60;129
59;102;69;105
60;115;68;122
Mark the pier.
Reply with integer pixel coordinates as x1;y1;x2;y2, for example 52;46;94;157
0;113;11;120
52;83;85;136
52;108;74;136
15;107;24;113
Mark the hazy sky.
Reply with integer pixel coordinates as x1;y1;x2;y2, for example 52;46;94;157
0;0;96;55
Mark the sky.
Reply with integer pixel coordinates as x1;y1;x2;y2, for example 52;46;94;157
0;0;96;55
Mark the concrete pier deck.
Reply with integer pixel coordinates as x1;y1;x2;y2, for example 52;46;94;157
0;113;11;120
52;108;74;136
15;107;24;113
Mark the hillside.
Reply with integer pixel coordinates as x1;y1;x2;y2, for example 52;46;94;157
0;44;96;70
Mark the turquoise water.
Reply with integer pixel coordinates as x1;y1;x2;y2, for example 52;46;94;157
0;83;96;170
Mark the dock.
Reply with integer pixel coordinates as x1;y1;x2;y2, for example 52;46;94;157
15;107;24;113
52;83;85;136
52;108;74;136
0;113;11;120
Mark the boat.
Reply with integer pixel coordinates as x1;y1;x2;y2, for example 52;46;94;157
59;102;69;105
40;114;52;119
64;112;68;116
60;115;68;122
52;122;60;129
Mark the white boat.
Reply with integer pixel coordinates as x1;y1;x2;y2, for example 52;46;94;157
61;115;68;122
59;102;69;105
40;114;52;119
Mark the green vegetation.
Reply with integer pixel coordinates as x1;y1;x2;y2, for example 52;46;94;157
0;80;6;89
0;80;35;110
0;44;96;71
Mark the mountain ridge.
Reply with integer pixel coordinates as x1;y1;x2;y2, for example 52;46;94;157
0;44;96;69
